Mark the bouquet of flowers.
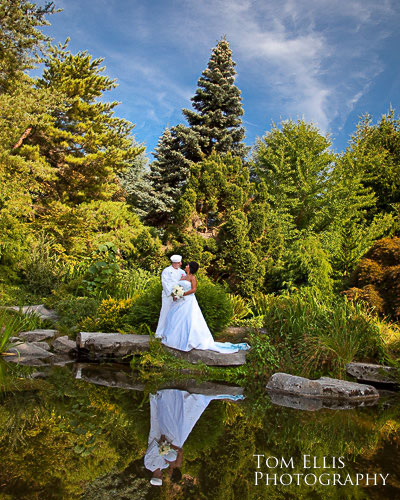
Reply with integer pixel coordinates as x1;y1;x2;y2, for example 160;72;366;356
171;284;184;299
158;437;173;456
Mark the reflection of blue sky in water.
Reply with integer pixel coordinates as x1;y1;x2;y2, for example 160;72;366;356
145;389;244;473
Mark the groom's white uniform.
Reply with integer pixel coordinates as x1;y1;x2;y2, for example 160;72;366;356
155;256;185;338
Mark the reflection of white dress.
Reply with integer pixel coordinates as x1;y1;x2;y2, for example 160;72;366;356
144;389;243;472
162;279;249;353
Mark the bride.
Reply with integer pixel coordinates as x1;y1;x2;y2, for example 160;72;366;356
161;262;249;353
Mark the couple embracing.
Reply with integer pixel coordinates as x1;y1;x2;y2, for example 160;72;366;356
155;255;249;354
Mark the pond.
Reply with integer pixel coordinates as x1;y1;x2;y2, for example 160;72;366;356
0;360;399;499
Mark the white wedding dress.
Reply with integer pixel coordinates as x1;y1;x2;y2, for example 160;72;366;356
161;279;249;353
144;389;243;472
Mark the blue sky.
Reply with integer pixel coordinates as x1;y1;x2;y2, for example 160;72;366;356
41;0;400;157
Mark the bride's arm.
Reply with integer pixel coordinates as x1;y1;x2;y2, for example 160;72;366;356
183;277;197;296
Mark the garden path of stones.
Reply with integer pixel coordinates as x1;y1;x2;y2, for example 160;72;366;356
4;304;399;410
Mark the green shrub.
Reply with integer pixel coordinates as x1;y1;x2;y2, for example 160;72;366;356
21;234;63;297
82;242;120;297
125;278;162;331
228;294;252;322
246;330;280;381
114;267;156;300
79;297;134;332
196;278;234;334
53;295;99;331
261;289;387;377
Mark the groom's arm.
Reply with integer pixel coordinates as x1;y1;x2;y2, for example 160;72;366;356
161;268;173;296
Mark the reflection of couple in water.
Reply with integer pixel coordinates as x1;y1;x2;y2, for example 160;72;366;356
144;388;243;486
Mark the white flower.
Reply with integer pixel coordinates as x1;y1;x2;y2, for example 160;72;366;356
171;284;184;299
158;438;172;456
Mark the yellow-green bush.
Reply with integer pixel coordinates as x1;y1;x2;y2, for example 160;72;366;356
79;297;133;332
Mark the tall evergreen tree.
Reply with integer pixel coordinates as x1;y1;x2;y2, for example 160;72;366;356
348;110;400;219
31;42;143;205
0;0;58;92
147;38;247;225
180;37;247;160
145;127;191;225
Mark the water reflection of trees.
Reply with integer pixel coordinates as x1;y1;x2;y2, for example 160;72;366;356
0;364;399;499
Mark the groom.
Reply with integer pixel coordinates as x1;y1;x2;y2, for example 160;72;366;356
155;255;186;338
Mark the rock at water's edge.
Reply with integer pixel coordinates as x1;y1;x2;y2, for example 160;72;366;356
6;342;54;358
266;373;379;401
77;332;150;358
19;329;57;342
52;335;76;354
346;362;398;384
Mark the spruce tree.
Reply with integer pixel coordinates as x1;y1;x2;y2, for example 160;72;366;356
181;37;247;160
145;127;191;225
147;38;247;225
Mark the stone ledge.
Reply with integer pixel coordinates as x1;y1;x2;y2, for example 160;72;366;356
266;373;379;401
164;346;247;366
77;332;150;358
76;332;248;366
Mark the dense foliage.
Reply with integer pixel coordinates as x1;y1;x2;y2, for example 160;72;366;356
344;237;400;320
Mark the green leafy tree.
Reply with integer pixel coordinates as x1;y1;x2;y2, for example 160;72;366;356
349;110;400;218
252;119;390;292
253;119;337;232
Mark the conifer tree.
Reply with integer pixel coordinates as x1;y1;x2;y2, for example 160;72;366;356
180;37;247;160
0;0;58;92
348;110;400;219
145;127;191;225
147;38;247;224
31;43;143;205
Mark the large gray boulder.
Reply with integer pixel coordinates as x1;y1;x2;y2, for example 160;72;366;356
346;362;398;384
30;341;51;351
5;342;55;365
165;346;248;366
52;335;76;354
266;373;379;401
77;332;150;359
19;329;57;342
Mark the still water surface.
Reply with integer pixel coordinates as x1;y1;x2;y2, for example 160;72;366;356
0;361;399;499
